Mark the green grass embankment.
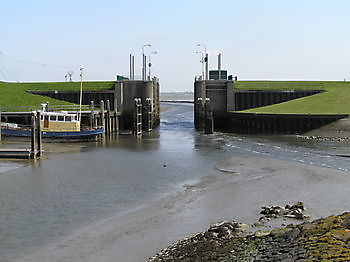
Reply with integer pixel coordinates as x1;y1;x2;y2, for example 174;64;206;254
0;81;115;110
234;81;350;115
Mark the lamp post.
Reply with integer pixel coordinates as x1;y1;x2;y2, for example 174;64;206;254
142;44;152;81
79;65;84;122
148;51;157;80
195;51;204;80
197;43;208;80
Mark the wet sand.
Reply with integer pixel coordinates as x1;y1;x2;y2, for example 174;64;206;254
20;156;350;262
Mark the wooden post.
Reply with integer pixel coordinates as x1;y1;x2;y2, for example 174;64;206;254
106;100;111;135
90;101;95;129
100;100;105;130
31;112;36;159
36;111;42;157
204;98;214;134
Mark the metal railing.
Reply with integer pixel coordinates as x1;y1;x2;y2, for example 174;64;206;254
0;104;93;112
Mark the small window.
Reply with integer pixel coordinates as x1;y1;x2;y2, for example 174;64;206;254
45;116;49;121
58;116;64;121
66;116;71;121
41;115;44;121
50;115;56;121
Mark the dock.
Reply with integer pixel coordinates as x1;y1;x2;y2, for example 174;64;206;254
0;148;39;159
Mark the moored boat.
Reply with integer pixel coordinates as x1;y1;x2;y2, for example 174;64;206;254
1;110;104;141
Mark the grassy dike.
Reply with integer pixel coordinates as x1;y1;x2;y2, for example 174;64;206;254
0;81;115;109
235;81;350;115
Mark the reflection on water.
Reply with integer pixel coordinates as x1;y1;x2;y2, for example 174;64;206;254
1;103;350;261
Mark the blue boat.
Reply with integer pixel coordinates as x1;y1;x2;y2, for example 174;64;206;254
1;110;104;141
1;127;104;140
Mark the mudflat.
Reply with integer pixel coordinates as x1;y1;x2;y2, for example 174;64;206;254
20;156;350;262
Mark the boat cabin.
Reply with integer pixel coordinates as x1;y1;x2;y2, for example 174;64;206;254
40;111;80;132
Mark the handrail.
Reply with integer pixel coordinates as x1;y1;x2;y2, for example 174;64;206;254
0;104;95;112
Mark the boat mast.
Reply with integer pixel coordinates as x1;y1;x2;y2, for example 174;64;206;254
79;65;84;122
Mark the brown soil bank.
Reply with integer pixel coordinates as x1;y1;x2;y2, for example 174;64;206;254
148;212;350;261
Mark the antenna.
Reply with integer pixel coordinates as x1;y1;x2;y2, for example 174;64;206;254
68;71;73;82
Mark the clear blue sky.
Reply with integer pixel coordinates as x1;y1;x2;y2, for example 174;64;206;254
1;0;350;91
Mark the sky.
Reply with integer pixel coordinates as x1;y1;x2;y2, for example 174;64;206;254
1;0;350;91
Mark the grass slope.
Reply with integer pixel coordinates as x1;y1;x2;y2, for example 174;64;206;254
235;81;350;115
0;81;115;109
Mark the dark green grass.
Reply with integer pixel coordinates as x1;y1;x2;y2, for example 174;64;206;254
0;81;115;109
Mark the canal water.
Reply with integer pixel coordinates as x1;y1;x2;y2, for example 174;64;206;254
1;103;350;261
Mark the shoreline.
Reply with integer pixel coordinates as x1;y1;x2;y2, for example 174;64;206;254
19;155;350;262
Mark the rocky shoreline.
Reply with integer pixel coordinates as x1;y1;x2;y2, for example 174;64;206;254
148;212;350;261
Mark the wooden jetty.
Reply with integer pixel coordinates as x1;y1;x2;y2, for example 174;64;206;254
0;111;42;159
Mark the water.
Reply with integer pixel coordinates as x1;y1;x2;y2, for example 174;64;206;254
1;103;350;261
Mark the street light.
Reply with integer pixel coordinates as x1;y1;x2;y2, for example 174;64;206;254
142;44;152;81
148;51;158;80
197;43;208;80
195;51;204;80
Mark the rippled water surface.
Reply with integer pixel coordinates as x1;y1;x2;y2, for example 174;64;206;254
1;103;350;261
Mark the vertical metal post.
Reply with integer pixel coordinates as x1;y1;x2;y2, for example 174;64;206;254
218;53;221;80
205;53;209;80
130;54;132;80
132;55;135;80
134;98;142;136
144;98;152;132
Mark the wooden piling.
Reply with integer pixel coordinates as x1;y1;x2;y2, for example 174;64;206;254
100;100;105;131
31;112;36;159
36;111;42;157
90;101;95;129
106;100;111;135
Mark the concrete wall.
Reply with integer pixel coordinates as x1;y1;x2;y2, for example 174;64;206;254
194;80;234;130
